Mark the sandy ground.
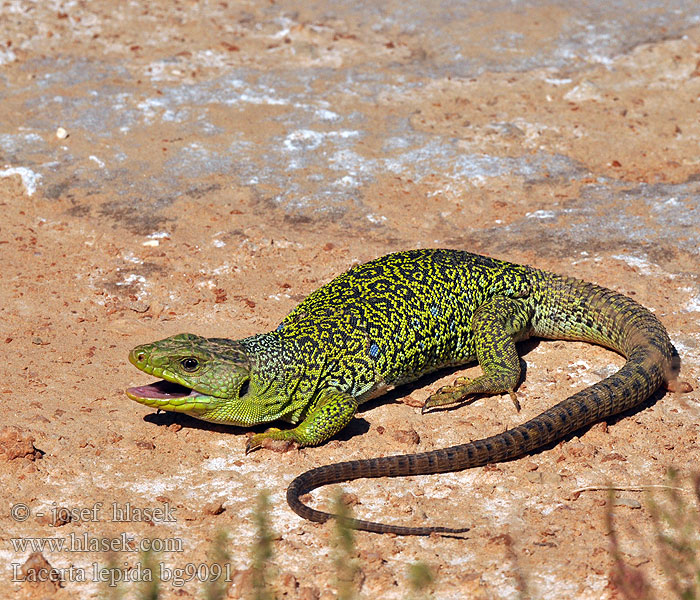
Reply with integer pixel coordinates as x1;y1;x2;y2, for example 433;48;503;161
2;1;700;598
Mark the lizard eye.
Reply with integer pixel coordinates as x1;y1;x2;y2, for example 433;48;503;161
181;357;200;372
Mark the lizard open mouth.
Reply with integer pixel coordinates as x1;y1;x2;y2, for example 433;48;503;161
126;380;198;403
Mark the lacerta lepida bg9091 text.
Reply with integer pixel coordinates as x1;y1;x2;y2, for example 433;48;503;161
127;249;678;535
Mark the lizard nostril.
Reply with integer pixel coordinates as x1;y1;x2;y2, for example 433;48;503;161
137;353;145;363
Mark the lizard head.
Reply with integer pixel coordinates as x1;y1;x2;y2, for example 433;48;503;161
126;333;259;425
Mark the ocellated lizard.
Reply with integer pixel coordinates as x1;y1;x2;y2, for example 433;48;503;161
127;249;677;535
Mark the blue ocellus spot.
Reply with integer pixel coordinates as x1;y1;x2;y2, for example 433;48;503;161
369;342;380;358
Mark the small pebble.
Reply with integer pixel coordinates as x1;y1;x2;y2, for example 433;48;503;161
203;499;226;515
55;127;68;139
392;428;420;445
340;492;360;506
525;471;543;483
20;552;62;591
37;507;72;527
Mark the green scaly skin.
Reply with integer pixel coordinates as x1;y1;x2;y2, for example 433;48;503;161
127;249;676;535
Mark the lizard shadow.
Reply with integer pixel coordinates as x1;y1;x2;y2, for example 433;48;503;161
144;411;374;445
144;411;262;436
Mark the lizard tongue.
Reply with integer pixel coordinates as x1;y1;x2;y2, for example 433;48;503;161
127;380;197;399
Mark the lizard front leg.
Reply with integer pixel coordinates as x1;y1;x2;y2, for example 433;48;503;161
246;390;358;453
424;295;531;413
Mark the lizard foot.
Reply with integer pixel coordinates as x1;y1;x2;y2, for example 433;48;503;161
422;377;521;413
422;376;473;413
245;428;296;454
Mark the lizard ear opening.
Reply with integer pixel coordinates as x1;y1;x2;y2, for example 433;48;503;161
238;379;250;398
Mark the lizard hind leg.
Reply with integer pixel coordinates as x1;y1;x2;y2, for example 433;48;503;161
423;295;531;413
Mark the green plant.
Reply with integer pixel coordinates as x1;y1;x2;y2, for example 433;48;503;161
608;470;700;599
407;561;434;600
138;549;160;600
332;492;361;600
204;530;231;600
99;551;124;600
250;491;275;600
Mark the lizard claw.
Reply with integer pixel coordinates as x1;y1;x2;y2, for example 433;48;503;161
245;428;283;454
508;391;521;412
245;436;261;455
422;377;473;413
